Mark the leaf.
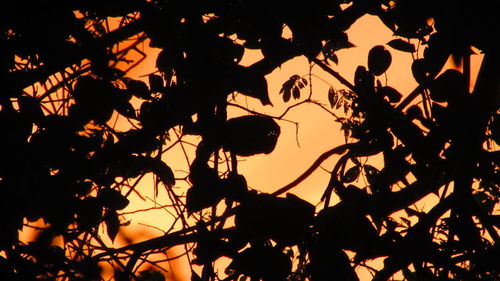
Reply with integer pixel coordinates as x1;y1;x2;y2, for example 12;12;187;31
387;39;415;53
282;87;291;102
342;166;360;183
234;67;272;105
314;202;379;252
115;100;137;119
186;183;224;213
149;158;176;188
148;74;164;92
328;87;338;108
379;86;402;103
354;66;375;92
104;210;120;242
222;115;280;156
363;165;379;177
77;197;103;231
368;45;392;76
411;59;430;84
235;193;315;246
123;78;151;100
98;188;130;210
292;86;300;99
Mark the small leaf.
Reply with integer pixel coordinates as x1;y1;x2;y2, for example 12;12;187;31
342;166;360;183
363;165;379;176
115;100;137;119
411;59;430;84
379;86;402;103
104;210;120;242
283;88;291;102
149;159;176;188
335;97;344;109
328;87;338;108
387;39;416;53
292;86;300;99
149;74;164;92
368;45;392;76
186;184;224;213
123;78;151;100
98;188;130;210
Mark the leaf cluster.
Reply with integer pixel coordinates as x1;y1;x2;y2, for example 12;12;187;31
0;1;499;281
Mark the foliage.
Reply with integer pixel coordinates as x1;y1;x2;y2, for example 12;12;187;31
1;1;499;281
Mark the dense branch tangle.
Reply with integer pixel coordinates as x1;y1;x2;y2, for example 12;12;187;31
1;1;499;281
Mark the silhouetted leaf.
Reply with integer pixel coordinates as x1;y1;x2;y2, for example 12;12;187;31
379;86;402;103
123;78;152;100
234;68;272;105
411;59;430;85
104;210;120;242
354;66;375;93
149;74;164;92
292;86;300;99
98;188;130;210
314;202;379;253
186;182;224;213
342;166;360;183
368;45;392;76
222;116;280;156
115;100;137;119
193;224;233;264
235;193;315;245
77;197;102;231
280;75;303;103
149;158;175;188
328;87;338;108
387;39;415;53
282;87;291;102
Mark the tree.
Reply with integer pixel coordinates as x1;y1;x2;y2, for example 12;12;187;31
0;1;498;281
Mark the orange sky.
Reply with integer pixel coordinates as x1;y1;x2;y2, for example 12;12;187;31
18;13;482;281
110;13;488;281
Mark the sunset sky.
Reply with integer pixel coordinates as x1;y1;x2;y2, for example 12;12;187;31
23;12;482;281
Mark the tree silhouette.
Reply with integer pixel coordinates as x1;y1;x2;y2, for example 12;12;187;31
1;1;498;281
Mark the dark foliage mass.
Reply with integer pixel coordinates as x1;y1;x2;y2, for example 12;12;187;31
1;1;499;281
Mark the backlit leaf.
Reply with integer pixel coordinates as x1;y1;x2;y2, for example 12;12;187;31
342;166;360;183
104;210;120;242
328;87;338;108
387;39;415;53
368;45;392;76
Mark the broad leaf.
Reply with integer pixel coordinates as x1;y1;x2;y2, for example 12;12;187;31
368;45;392;76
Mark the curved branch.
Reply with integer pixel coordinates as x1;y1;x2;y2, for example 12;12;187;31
272;143;353;196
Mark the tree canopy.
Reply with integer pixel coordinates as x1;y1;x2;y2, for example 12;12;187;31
1;1;499;281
